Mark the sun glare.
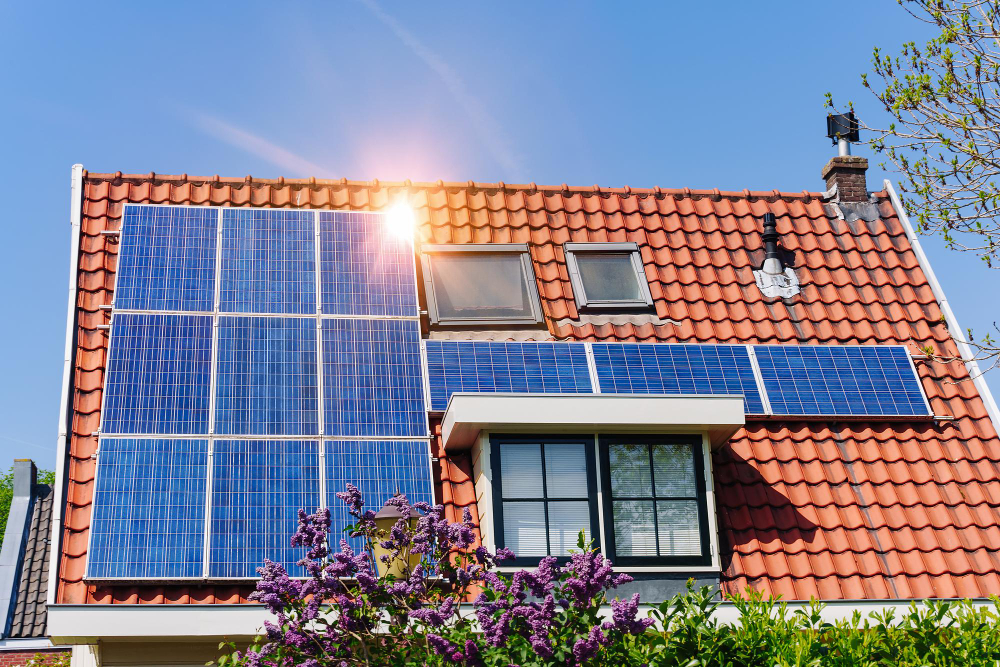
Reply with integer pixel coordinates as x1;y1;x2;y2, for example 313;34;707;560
386;202;416;240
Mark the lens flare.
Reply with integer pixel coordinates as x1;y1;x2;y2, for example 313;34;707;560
386;202;416;241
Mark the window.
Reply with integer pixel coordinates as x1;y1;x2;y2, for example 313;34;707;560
490;437;599;564
564;242;653;310
599;436;710;566
420;244;544;325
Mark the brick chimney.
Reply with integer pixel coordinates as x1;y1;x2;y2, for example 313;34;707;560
821;156;868;202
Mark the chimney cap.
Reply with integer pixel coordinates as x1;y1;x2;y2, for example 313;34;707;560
827;112;859;145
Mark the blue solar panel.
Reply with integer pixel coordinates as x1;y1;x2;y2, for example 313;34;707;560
102;314;213;434
319;211;419;317
591;343;766;414
325;439;433;549
753;345;929;417
424;341;594;411
323;319;427;437
214;316;319;436
115;205;217;312
209;440;321;578
87;438;208;579
220;209;317;314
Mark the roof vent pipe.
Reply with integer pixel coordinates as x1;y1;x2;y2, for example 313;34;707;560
761;213;783;275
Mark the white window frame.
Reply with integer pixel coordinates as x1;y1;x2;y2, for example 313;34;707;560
420;244;545;326
564;242;654;310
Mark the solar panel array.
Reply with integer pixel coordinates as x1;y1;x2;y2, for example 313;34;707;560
90;204;432;580
423;340;930;420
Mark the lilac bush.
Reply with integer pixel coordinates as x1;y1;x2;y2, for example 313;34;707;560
216;485;649;666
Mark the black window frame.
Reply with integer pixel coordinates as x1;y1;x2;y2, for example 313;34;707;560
490;434;601;566
599;434;712;567
563;242;654;311
420;244;545;326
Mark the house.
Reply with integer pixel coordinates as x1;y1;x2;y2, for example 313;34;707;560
46;152;1000;666
0;460;69;664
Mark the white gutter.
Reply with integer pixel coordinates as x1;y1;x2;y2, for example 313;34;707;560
47;164;84;607
884;179;1000;429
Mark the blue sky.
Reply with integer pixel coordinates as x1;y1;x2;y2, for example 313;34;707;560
1;2;997;469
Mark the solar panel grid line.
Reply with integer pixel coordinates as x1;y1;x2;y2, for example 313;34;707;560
207;207;224;436
313;212;326;437
744;345;773;416
202;440;214;578
584;342;601;394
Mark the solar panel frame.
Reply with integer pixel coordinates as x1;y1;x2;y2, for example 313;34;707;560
114;204;219;313
208;439;322;579
322;318;429;437
101;313;214;435
752;344;931;417
590;343;767;415
219;208;317;315
86;437;209;580
423;340;595;412
318;210;420;318
325;439;434;551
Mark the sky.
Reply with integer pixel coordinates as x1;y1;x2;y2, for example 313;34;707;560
1;1;998;470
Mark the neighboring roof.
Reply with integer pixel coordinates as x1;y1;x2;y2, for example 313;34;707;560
9;484;52;638
57;172;1000;605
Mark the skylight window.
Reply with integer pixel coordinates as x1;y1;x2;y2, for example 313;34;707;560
564;242;653;310
420;244;544;325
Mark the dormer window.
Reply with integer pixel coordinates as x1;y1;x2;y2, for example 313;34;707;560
564;242;653;310
420;244;544;325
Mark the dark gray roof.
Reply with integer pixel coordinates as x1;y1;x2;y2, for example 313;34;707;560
8;483;52;638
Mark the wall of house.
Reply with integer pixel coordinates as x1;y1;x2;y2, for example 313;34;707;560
0;649;70;666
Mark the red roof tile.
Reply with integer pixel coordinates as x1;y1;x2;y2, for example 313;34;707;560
56;173;1000;605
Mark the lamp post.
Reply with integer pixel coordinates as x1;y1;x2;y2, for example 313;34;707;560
372;498;420;579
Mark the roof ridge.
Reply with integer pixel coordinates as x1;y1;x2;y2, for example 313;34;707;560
82;171;840;202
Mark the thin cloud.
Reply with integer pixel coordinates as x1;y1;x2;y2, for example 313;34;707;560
186;109;333;177
359;0;524;178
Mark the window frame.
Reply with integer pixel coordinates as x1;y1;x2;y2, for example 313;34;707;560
598;434;712;567
489;434;601;566
420;244;545;326
563;242;654;310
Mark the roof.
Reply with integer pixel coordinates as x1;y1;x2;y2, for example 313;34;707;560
56;172;1000;604
9;483;52;638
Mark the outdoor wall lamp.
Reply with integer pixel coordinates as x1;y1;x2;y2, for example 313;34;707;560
372;498;420;579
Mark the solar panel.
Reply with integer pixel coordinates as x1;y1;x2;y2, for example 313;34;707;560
753;345;930;417
424;341;594;411
115;205;218;312
209;440;321;578
87;438;208;579
214;316;319;436
220;209;317;314
591;343;766;414
319;211;419;317
325;439;433;549
322;319;428;437
102;314;213;434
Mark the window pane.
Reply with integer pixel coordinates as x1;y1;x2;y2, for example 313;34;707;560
652;444;697;497
544;443;588;498
547;501;591;555
503;501;547;556
612;500;657;556
609;444;651;497
576;253;643;302
430;254;535;320
656;501;701;555
500;443;543;498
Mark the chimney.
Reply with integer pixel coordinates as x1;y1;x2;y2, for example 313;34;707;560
821;156;869;202
823;112;868;202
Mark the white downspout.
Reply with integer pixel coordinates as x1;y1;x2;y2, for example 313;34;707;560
884;179;1000;429
47;164;84;606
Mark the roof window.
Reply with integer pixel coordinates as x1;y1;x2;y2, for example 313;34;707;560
564;242;653;310
420;244;544;325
